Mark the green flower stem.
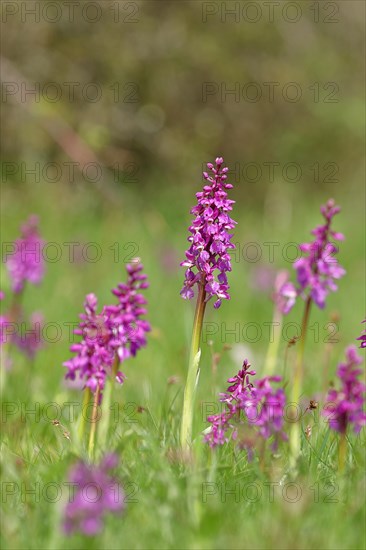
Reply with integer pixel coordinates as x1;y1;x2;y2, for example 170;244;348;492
338;433;347;473
264;309;283;375
290;296;312;468
180;280;207;450
98;354;120;451
88;382;101;461
1;291;24;395
78;386;91;442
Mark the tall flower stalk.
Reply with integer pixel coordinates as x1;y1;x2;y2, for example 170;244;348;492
180;157;236;449
289;296;312;465
180;279;206;450
99;262;150;451
88;382;101;458
284;199;345;466
1;216;46;389
264;270;296;375
64;261;150;459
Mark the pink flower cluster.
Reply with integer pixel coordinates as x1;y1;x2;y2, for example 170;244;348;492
64;262;150;395
6;215;45;293
205;360;287;454
323;346;366;434
63;454;124;536
1;217;46;360
180;157;236;309
278;199;346;312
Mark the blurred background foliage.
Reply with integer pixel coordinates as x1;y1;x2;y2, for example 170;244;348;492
2;0;364;197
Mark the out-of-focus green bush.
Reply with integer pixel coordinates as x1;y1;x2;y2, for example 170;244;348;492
1;1;364;204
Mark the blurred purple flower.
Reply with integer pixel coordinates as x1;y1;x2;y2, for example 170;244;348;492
276;282;297;315
357;320;366;349
6;215;45;294
205;360;287;452
291;199;345;310
64;262;150;395
273;270;297;315
180;157;236;309
13;311;44;359
323;346;366;434
63;454;124;536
